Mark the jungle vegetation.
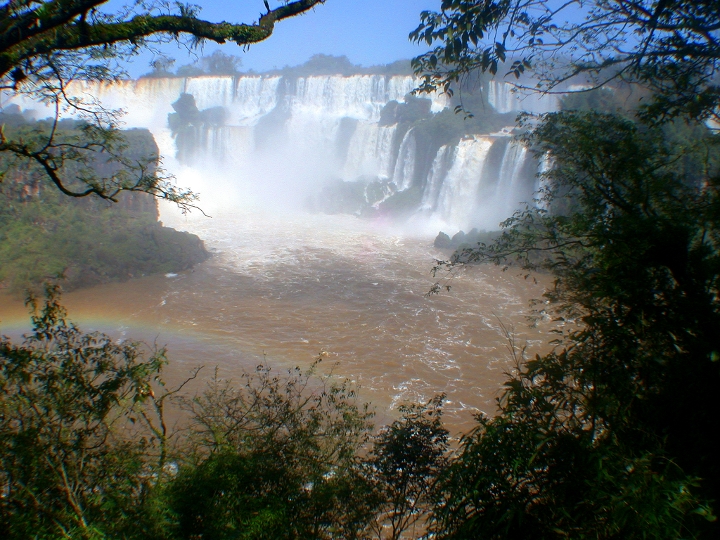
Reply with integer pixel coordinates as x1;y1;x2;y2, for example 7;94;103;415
0;114;209;293
2;0;720;538
415;1;720;538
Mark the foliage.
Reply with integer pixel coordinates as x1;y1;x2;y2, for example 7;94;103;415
165;361;376;539
411;0;720;124
0;0;326;203
168;50;243;78
365;395;449;540
413;3;720;536
198;50;242;75
145;56;177;78
265;54;416;78
0;292;386;538
432;349;714;539
430;110;720;537
559;87;630;114
175;62;207;78
0;285;172;539
0;125;209;292
278;53;360;76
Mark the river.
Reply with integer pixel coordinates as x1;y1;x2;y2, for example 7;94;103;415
0;204;549;431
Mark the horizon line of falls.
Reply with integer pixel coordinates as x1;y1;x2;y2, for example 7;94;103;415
63;75;559;233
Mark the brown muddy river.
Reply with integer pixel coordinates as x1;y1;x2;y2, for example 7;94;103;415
0;208;550;431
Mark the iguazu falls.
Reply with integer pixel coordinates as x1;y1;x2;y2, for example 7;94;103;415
75;72;554;230
3;1;719;537
1;68;556;425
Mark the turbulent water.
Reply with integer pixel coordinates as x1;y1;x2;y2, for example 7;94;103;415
1;73;557;429
0;208;549;429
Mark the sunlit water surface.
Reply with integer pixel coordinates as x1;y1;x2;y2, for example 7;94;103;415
0;207;550;431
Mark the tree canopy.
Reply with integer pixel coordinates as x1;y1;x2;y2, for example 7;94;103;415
411;0;720;123
0;0;325;84
413;1;720;538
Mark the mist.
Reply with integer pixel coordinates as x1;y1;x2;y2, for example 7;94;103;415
38;67;554;236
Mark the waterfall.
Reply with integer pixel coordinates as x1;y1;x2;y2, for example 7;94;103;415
496;141;528;194
1;73;550;228
433;137;494;227
487;80;559;114
184;77;235;110
478;140;534;227
205;126;255;168
292;75;409;121
343;123;397;180
423;136;537;230
66;78;184;130
392;128;417;192
421;145;452;210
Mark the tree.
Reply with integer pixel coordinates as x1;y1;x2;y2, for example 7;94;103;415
411;1;720;124
431;334;715;539
0;0;326;204
0;290;379;538
200;50;243;75
145;55;177;77
0;124;210;293
166;361;375;539
365;395;449;540
0;285;179;538
413;2;720;537
427;108;720;537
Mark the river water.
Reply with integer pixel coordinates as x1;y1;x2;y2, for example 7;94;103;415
0;204;549;431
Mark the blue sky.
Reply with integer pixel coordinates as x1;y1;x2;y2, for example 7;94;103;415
122;0;440;76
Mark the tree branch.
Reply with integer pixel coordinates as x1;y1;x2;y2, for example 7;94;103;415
0;0;326;79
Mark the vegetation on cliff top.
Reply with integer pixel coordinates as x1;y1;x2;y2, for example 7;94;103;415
0;119;208;293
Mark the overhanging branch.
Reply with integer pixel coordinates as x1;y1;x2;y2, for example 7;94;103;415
0;0;327;79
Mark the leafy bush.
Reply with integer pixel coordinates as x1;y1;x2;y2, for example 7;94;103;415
167;361;375;539
429;110;720;539
0;286;172;539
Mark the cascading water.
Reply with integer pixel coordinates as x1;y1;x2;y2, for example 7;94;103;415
487;80;559;115
433;137;495;227
421;145;452;210
191;76;282;121
343;123;397;180
497;141;528;192
487;141;533;222
5;73;554;230
391;128;417;192
417;136;537;231
0;72;557;426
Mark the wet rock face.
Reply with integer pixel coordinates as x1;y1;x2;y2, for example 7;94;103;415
307;176;398;217
451;230;466;245
434;231;452;248
433;228;501;253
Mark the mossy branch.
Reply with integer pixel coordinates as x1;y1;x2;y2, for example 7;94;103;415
0;0;326;80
